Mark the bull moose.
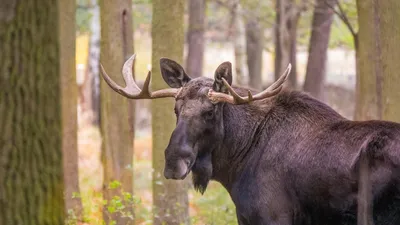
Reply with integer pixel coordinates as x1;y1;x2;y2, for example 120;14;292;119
100;54;400;225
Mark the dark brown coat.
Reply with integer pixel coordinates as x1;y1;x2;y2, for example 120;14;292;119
160;61;400;225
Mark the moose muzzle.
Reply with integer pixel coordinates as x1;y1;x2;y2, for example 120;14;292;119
163;120;196;180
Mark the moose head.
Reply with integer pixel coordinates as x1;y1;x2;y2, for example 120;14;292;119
100;54;291;193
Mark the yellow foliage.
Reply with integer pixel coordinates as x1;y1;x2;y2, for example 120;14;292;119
76;35;89;65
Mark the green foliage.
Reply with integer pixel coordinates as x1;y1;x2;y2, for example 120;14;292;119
72;192;81;199
132;2;152;32
329;0;358;49
329;17;355;49
104;188;137;224
74;158;238;225
108;180;122;189
76;0;92;34
65;209;78;225
190;182;238;225
297;0;358;50
133;0;152;3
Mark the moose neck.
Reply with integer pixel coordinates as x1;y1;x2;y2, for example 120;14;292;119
210;90;346;192
211;100;274;191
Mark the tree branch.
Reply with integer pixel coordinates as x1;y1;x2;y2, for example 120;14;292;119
213;0;274;26
324;0;357;39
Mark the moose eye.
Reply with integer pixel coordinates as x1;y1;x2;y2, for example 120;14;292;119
204;110;214;120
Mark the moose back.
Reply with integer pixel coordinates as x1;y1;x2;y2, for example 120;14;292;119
100;54;400;225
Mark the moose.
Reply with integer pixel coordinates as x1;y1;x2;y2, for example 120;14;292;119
100;54;400;225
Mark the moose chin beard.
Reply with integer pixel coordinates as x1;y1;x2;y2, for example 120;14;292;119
191;153;213;195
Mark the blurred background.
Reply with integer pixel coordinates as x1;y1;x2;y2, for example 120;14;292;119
1;0;399;224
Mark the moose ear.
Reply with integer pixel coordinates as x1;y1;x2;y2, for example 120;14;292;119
160;58;191;88
213;62;232;93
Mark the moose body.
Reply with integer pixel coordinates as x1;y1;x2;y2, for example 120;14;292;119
210;90;400;225
100;55;400;225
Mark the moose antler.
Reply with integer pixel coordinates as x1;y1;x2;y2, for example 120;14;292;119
100;54;181;99
208;64;292;104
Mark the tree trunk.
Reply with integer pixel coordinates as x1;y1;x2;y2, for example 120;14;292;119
355;1;400;224
275;0;302;88
303;0;336;100
233;1;249;86
355;0;400;122
378;1;400;123
152;0;189;224
83;0;101;126
354;0;378;121
60;0;83;221
0;0;65;224
186;0;205;78
288;11;300;89
246;19;263;90
274;0;290;84
99;0;135;224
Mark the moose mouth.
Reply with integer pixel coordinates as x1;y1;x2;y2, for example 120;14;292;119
179;159;195;180
164;158;195;180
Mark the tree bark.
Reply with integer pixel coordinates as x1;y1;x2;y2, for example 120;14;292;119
378;1;400;123
152;0;189;224
354;0;378;121
60;0;83;221
233;1;249;86
355;0;400;123
303;0;336;100
0;0;65;224
288;10;300;89
274;0;290;83
99;0;135;224
246;19;263;90
186;0;205;78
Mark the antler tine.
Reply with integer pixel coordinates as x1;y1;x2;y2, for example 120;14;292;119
100;54;180;99
250;63;291;100
100;64;125;95
265;63;292;92
100;54;143;98
207;63;291;105
120;54;148;97
221;78;249;104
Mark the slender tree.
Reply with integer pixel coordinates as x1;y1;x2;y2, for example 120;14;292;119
274;0;290;83
232;1;249;86
99;0;135;224
274;0;305;88
303;0;336;100
152;0;189;224
0;0;70;223
287;0;304;89
246;19;263;90
186;0;206;78
60;0;83;221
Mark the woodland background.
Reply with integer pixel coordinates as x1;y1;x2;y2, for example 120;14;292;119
0;0;399;224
